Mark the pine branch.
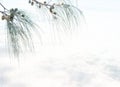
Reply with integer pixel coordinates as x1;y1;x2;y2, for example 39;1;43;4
28;0;85;31
0;3;39;57
0;1;85;57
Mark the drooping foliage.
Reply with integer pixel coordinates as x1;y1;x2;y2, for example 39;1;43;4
0;0;84;57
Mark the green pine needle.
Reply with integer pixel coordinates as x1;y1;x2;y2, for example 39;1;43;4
6;8;38;57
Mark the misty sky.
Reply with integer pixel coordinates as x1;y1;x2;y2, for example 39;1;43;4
0;0;120;57
0;1;120;87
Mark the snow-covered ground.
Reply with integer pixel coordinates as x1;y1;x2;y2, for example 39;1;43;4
0;0;120;87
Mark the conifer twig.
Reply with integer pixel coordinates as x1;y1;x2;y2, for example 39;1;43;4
0;3;39;57
28;0;85;31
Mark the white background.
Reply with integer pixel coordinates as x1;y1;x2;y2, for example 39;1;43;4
0;0;120;87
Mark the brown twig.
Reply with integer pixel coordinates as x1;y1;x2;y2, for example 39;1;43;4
0;2;8;11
